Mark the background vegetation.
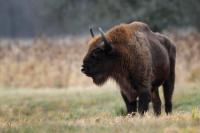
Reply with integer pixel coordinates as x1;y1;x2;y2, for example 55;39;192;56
0;0;200;37
0;31;200;88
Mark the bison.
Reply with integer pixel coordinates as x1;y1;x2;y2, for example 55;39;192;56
81;21;176;115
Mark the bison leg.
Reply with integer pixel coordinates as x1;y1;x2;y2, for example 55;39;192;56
120;91;137;115
163;58;175;114
138;91;150;115
163;78;174;114
151;88;161;116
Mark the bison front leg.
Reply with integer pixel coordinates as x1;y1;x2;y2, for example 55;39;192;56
120;91;137;115
138;90;150;115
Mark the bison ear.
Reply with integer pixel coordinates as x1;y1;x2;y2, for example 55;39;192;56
98;27;113;53
103;41;114;54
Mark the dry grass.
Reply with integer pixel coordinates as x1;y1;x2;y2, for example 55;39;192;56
0;36;89;88
0;30;200;88
0;83;199;133
168;30;200;82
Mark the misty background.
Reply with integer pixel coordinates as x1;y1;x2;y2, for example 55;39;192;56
0;0;200;38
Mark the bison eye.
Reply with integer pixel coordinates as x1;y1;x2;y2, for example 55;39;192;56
91;48;103;60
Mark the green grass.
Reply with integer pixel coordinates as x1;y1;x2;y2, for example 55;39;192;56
0;83;200;133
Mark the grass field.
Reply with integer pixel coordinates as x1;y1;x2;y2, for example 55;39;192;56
0;83;200;133
0;31;200;133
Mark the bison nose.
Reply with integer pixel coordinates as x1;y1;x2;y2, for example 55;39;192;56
81;64;90;74
81;66;86;73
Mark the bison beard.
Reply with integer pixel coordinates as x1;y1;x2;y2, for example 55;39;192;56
82;21;176;116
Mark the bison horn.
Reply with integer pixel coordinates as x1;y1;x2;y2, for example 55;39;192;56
89;27;95;38
98;27;113;51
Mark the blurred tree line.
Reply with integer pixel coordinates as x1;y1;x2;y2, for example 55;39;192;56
0;0;200;38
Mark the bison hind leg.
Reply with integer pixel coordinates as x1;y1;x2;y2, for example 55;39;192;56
163;59;175;114
163;81;174;114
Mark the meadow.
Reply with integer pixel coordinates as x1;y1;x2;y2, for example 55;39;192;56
0;83;200;133
0;29;200;132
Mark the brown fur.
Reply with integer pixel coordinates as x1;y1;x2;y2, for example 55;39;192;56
82;21;176;115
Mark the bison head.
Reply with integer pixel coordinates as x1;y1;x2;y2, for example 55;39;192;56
81;28;119;85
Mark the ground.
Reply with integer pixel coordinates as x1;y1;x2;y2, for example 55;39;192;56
0;83;200;133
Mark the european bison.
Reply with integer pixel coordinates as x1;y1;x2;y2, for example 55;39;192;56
81;21;176;115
